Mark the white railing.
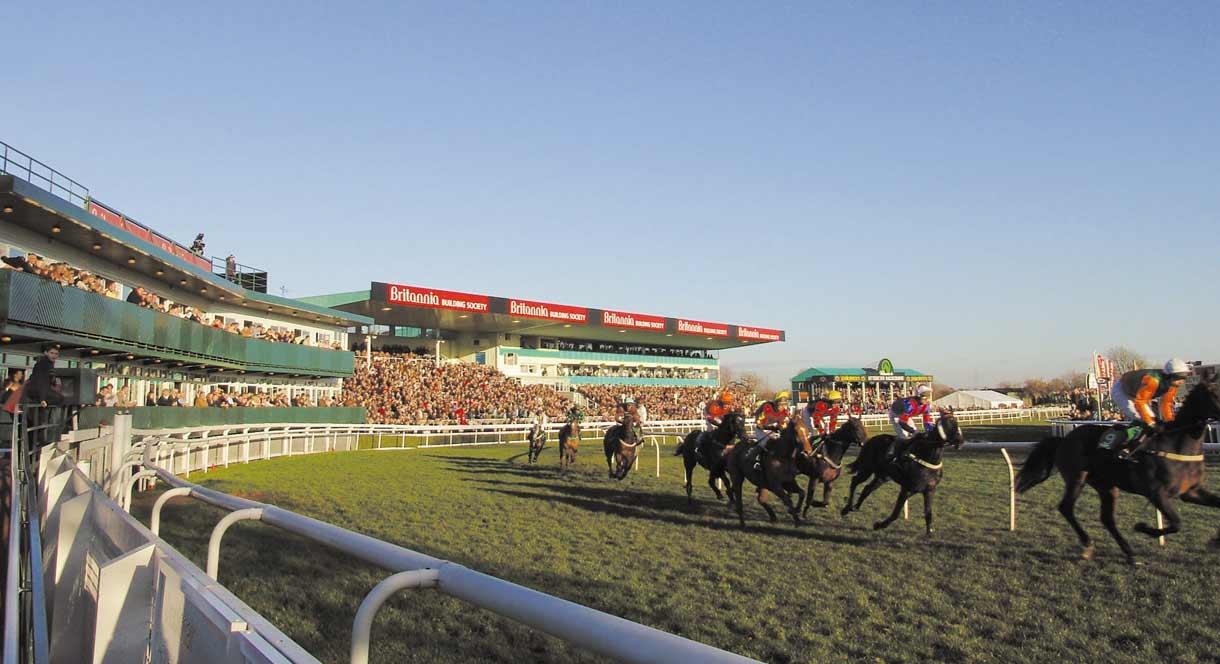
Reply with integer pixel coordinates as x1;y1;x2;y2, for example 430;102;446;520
43;418;759;663
1048;418;1220;444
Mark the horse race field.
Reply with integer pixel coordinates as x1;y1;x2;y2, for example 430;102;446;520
130;421;1220;663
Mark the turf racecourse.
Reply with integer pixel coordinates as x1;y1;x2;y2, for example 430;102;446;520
130;426;1220;663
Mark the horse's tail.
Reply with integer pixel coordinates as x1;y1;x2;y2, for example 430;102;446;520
1015;437;1061;494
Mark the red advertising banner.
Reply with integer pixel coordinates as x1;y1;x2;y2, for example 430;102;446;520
87;202;123;228
385;283;490;313
737;326;783;342
508;298;588;324
601;309;667;331
676;319;730;337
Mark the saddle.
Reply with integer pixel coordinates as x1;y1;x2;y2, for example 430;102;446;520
695;431;728;460
1097;423;1145;454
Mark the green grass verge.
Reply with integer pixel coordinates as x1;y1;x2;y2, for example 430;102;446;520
131;425;1220;663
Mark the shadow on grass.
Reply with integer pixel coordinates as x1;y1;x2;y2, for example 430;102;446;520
472;479;873;546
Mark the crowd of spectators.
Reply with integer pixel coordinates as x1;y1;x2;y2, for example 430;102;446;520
2;252;341;349
91;382;334;408
341;352;753;425
341;352;570;424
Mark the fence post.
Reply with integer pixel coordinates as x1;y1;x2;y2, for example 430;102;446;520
207;508;265;580
1000;448;1016;531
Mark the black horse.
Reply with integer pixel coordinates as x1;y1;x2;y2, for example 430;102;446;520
1016;371;1220;564
674;411;748;506
797;415;868;516
526;422;547;464
603;414;643;480
841;411;964;535
558;421;580;470
726;418;811;527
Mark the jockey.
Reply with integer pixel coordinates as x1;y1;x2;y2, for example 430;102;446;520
1100;358;1192;455
566;405;584;425
801;390;842;443
889;385;934;440
752;391;791;471
620;399;642;440
704;390;735;431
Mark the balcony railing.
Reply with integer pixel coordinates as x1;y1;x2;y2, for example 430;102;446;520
0;140;89;207
0;270;353;377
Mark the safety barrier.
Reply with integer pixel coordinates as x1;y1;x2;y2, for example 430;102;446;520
36;415;760;663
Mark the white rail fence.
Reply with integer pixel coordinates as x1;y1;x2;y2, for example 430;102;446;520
40;415;760;664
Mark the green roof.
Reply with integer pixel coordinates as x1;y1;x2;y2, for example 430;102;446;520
790;367;930;382
296;290;372;309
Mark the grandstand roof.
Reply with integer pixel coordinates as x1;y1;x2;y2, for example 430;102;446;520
311;282;785;351
0;174;371;328
791;365;931;382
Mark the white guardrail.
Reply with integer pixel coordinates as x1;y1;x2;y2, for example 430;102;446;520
40;416;760;664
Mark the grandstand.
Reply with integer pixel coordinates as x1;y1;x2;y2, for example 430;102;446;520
0;140;369;424
303;282;784;389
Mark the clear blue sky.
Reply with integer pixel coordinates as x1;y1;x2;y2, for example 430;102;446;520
5;2;1218;388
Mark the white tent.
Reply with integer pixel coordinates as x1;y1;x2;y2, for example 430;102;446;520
933;390;1024;410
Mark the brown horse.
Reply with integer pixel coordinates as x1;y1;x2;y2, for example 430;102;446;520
840;411;964;535
1016;371;1220;564
603;414;643;480
726;418;812;527
797;415;868;516
558;422;580;470
674;411;748;506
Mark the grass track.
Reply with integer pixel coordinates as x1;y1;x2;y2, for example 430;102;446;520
131;424;1220;663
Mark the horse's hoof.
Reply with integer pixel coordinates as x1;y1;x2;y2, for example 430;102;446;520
925;529;934;537
1126;556;1144;567
1134;522;1156;537
1080;545;1094;561
840;507;851;517
872;521;886;531
1210;538;1220;551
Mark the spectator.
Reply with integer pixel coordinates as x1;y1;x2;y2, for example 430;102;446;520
191;234;206;256
23;345;59;407
225;254;237;280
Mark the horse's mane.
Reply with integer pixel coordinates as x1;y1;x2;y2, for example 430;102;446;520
1170;381;1220;430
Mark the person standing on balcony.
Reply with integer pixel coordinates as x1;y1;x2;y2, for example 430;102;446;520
191;234;206;256
22;345;59;408
225;254;237;281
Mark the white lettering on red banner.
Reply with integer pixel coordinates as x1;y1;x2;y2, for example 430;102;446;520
737;326;783;342
676;319;729;337
87;202;123;227
509;299;588;324
601;310;667;331
386;283;490;313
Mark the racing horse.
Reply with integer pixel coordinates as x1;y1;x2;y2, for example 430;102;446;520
840;410;964;535
525;422;547;464
1016;370;1220;564
726;418;812;527
557;421;580;470
674;411;748;506
603;413;643;480
797;414;868;516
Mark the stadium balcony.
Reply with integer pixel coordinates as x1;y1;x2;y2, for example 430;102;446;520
0;267;352;377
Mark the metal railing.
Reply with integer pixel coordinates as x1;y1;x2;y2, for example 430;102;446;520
210;255;268;293
0;141;89;207
3;408;53;664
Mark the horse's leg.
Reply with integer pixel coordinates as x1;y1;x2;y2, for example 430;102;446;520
731;470;747;528
1096;486;1138;565
778;479;804;525
1058;472;1093;559
1179;487;1220;549
801;475;817;516
606;451;614;478
922;489;934;536
854;475;886;512
841;472;867;516
757;488;779;523
1134;488;1182;539
874;487;910;530
821;481;833;508
684;455;696;506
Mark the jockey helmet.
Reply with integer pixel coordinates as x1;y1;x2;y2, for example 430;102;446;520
719;390;734;404
915;385;932;398
827;390;842;401
1164;358;1191;379
622;397;635;405
775;390;790;402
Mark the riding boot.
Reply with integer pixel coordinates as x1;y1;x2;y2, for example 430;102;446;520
753;438;770;473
